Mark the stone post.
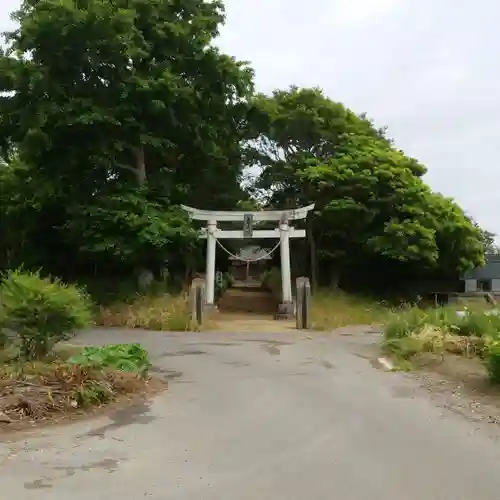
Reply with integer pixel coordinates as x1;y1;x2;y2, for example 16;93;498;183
296;277;311;329
191;278;206;326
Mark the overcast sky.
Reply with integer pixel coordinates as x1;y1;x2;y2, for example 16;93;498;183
2;0;499;239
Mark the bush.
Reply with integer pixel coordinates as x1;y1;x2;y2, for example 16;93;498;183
454;311;500;338
68;343;151;375
486;339;500;384
0;269;92;359
261;267;281;297
0;329;7;349
215;272;233;300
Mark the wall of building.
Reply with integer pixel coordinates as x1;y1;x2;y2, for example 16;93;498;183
465;279;478;292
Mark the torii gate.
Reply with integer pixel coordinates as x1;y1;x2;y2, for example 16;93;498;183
181;204;315;312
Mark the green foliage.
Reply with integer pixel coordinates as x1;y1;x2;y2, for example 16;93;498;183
454;312;500;338
0;330;7;349
0;0;253;277
68;343;151;375
215;272;232;300
0;0;491;300
75;381;115;407
0;269;92;359
486;340;500;384
385;307;449;340
65;188;196;267
261;267;282;296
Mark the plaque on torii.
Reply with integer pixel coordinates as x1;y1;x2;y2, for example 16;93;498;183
243;213;253;238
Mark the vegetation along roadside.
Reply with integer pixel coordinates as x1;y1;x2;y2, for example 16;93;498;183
0;269;160;430
382;304;500;386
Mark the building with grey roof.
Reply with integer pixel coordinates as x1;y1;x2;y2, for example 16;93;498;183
461;254;500;292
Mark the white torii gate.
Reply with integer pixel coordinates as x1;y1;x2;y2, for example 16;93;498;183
181;204;315;311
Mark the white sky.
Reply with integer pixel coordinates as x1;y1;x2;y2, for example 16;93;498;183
2;0;499;239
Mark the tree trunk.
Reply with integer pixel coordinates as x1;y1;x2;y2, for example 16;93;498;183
329;261;342;289
135;146;146;185
330;268;341;288
307;216;318;291
135;146;147;291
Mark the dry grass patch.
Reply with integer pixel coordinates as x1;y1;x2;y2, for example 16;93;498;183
0;362;147;424
96;293;196;331
0;343;159;427
384;324;486;362
310;290;390;330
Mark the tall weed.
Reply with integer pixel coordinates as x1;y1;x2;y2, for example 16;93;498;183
311;290;389;330
96;293;194;331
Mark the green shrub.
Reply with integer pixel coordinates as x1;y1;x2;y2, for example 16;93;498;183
225;272;235;288
68;343;151;375
384;335;425;360
0;329;7;349
261;267;281;296
383;307;454;339
486;339;500;383
0;269;92;360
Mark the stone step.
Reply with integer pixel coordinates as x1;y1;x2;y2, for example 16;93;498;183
218;289;278;314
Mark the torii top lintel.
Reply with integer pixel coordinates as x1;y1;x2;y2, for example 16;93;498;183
180;204;315;222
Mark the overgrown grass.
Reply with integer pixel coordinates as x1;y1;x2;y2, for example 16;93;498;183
382;306;500;381
384;307;500;343
95;293;195;331
310;290;390;330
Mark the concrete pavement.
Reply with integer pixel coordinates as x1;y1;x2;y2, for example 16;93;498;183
2;327;500;499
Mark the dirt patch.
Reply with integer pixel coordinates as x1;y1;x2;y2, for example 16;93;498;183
401;353;500;427
208;312;295;332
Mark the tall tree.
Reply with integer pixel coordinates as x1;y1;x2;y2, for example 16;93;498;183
477;226;500;255
249;86;484;288
0;0;255;276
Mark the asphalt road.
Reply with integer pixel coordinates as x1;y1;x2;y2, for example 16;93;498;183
3;327;500;499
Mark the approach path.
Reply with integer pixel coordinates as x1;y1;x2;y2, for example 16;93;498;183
3;326;500;499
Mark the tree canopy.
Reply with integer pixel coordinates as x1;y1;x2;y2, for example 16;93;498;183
0;0;254;277
0;1;489;296
249;87;484;288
